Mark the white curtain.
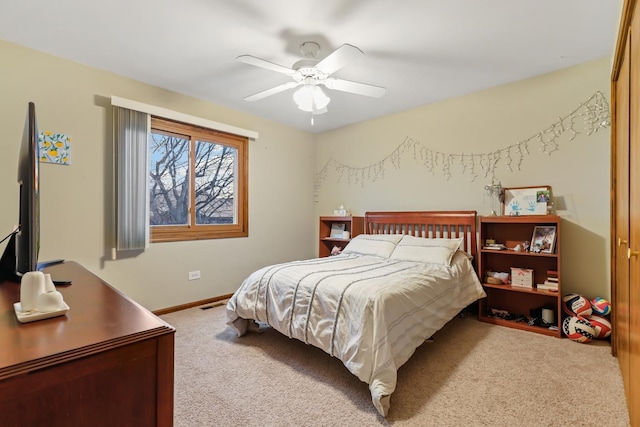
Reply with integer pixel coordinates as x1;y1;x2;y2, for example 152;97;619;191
114;107;150;252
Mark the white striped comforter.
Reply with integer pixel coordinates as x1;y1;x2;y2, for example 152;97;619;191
226;251;486;416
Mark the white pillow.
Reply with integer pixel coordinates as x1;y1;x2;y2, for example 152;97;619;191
341;234;403;258
389;235;464;266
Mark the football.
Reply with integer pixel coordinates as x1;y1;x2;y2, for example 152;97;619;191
590;297;612;316
562;316;596;343
588;314;612;339
562;293;592;318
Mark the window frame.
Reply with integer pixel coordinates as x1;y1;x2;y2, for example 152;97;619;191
149;117;248;243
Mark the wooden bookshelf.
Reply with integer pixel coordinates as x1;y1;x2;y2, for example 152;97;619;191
318;216;364;257
478;215;562;337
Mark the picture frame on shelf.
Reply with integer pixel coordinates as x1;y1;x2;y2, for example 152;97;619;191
530;225;556;254
503;185;551;216
330;223;346;238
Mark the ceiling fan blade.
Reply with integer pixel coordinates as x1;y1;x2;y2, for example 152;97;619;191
324;78;386;98
315;44;363;75
244;81;300;102
236;55;295;75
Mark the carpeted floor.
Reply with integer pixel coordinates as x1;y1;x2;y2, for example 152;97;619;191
161;304;630;427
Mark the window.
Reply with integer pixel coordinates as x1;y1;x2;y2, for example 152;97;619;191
149;117;248;242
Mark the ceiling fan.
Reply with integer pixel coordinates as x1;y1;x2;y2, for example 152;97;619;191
236;42;386;116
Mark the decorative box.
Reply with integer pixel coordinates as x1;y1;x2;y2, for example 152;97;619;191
510;267;533;288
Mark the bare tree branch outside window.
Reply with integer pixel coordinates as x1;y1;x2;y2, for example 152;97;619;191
148;117;248;242
149;132;189;225
149;132;237;226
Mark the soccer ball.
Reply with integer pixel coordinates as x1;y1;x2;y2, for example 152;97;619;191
587;315;612;339
562;316;596;343
562;294;593;318
590;297;612;316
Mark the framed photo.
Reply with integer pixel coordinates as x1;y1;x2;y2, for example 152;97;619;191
530;225;556;254
503;185;551;216
330;223;346;238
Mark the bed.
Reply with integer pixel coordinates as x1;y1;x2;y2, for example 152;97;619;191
226;211;486;416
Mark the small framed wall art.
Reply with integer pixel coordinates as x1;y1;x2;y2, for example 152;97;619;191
503;185;551;216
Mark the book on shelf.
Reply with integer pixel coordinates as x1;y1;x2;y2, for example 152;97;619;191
511;282;534;289
542;269;559;289
537;282;559;291
483;243;507;250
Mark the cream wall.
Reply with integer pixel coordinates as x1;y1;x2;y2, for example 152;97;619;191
0;41;316;311
0;39;613;309
314;58;612;300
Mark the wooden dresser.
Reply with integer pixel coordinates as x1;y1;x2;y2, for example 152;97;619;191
0;261;175;426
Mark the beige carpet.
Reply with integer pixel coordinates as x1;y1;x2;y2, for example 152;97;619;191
161;305;630;427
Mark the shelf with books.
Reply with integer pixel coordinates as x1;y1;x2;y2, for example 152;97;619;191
478;215;562;337
482;282;559;296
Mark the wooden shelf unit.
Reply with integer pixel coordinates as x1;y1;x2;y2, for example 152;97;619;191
478;215;562;337
319;216;364;257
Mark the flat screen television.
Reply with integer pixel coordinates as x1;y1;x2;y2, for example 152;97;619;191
16;101;40;276
0;102;40;282
0;102;69;284
0;103;69;284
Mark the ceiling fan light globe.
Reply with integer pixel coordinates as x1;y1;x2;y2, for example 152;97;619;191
312;86;331;110
293;85;330;112
293;86;313;111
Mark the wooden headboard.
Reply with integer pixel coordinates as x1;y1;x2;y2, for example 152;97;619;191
364;211;478;265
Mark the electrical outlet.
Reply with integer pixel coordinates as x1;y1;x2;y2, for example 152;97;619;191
188;270;201;281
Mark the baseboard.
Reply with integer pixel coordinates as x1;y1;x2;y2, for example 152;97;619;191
153;293;233;316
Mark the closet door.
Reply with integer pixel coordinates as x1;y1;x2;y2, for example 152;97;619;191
629;8;640;425
614;36;630;402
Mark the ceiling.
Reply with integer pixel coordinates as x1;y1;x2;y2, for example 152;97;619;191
0;1;621;134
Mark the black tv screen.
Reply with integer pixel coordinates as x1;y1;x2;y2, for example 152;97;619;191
0;102;39;281
16;101;40;276
0;102;70;284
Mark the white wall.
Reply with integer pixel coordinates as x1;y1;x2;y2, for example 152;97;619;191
314;58;612;300
0;41;316;311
